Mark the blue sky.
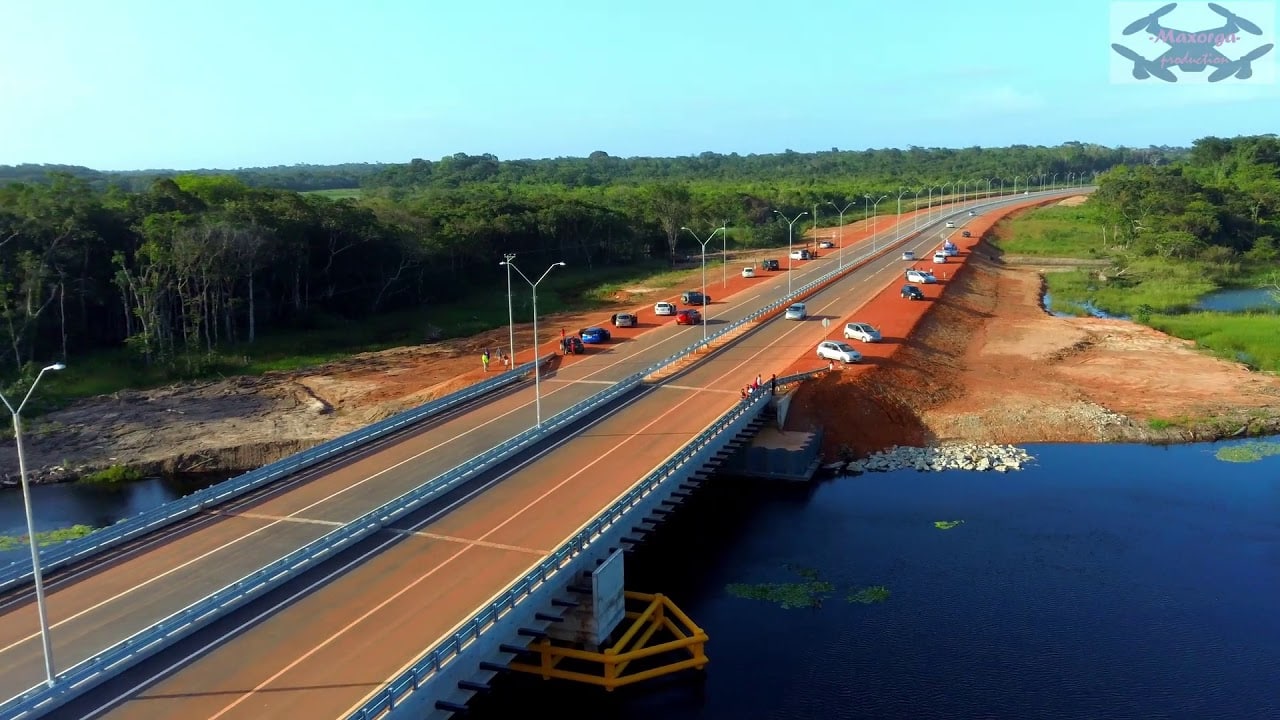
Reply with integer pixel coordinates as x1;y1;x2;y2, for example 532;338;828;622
2;0;1278;170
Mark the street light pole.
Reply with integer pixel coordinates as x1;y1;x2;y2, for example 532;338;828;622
895;187;910;225
681;226;721;344
499;260;565;427
828;200;856;270
914;188;927;232
502;253;516;368
865;194;887;252
1;361;66;688
773;210;808;296
721;220;728;289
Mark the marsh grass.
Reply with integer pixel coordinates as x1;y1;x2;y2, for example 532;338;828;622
933;520;964;530
992;206;1107;258
1214;441;1280;463
0;524;95;552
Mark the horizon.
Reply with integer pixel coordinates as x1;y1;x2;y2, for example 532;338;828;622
4;0;1279;171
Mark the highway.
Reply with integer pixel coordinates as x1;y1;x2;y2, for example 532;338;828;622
0;206;941;705
37;197;1041;719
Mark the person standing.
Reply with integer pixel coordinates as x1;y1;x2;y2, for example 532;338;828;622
482;350;490;372
770;374;777;395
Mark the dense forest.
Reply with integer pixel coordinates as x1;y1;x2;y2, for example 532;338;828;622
0;142;1178;380
1089;135;1280;264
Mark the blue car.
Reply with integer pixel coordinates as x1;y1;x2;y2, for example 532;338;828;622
579;326;612;344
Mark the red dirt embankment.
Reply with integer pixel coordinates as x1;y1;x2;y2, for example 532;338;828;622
782;197;1280;459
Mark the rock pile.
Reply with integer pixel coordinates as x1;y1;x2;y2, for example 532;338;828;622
838;443;1034;473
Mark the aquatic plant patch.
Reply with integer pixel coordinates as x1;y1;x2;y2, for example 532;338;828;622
1214;441;1280;463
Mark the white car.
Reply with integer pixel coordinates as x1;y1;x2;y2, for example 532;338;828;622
789;249;811;261
932;251;948;264
905;269;937;284
901;251;916;261
742;267;755;278
968;211;976;216
818;240;834;249
942;245;958;257
817;340;862;364
654;301;676;316
784;303;807;320
843;322;881;342
944;221;956;228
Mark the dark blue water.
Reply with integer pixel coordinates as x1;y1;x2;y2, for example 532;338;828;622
469;439;1280;720
1041;292;1127;320
1195;288;1280;313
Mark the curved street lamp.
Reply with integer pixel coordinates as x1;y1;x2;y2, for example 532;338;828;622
774;210;808;296
681;226;724;344
828;200;857;270
864;194;888;252
499;260;565;427
1;361;66;687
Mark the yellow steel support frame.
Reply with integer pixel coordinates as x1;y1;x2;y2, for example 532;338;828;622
507;591;708;690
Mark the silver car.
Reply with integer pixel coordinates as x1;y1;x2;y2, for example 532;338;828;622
784;303;807;320
817;340;862;364
843;322;881;342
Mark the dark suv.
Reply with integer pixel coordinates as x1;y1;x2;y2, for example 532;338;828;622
761;259;780;271
901;284;925;301
681;290;711;305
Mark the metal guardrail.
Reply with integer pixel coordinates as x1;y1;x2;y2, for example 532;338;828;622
0;190;1073;719
0;354;553;594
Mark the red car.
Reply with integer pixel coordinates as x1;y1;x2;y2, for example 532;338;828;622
675;309;701;325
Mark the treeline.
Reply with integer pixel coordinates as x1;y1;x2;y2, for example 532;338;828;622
1090;135;1280;263
0;163;389;194
0;142;1152;379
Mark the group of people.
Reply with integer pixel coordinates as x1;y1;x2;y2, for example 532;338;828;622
740;373;778;400
480;348;511;372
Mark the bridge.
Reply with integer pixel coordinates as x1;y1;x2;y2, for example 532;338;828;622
0;189;1084;719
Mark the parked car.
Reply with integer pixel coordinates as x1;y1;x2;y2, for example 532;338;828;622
741;267;756;278
654;301;676;316
961;230;972;238
901;284;925;300
945;221;956;228
901;250;916;261
818;240;834;249
761;259;780;271
942;245;958;257
933;251;948;264
905;269;937;284
843;322;882;342
817;340;862;364
789;249;811;261
675;308;701;325
579;326;612;344
681;290;711;305
611;312;636;327
784;303;807;320
560;336;585;354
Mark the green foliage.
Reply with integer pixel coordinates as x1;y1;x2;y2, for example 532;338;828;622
79;465;143;484
933;520;964;530
1043;257;1231;316
0;524;95;551
847;586;892;604
1214;441;1280;463
992;206;1107;257
1145;311;1280;372
1147;418;1174;430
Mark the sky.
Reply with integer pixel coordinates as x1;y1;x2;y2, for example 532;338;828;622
2;0;1279;170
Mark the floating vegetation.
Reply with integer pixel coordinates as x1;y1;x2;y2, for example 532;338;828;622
0;524;95;552
847;586;892;604
1214;441;1280;463
726;565;889;609
934;520;965;530
79;465;143;484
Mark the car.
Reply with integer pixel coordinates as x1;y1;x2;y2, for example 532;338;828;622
942;245;958;257
944;221;956;228
761;259;780;271
961;230;972;238
818;240;834;249
741;267;756;278
654;301;676;316
579;326;611;344
675;308;701;325
901;251;916;261
560;336;585;354
905;269;937;284
843;322;882;342
933;251;948;264
817;340;862;364
784;303;807;320
901;284;925;300
968;211;976;216
681;290;711;305
611;312;636;327
789;249;811;261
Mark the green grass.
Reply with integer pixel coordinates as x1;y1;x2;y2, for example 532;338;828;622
79;465;144;484
1043;258;1225;317
1215;441;1280;463
992;206;1107;258
303;188;363;200
0;524;95;552
1145;311;1280;372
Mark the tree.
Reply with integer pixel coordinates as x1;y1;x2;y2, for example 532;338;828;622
642;183;692;261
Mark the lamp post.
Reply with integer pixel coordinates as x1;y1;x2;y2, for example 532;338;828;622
1;361;66;687
828;200;857;270
720;220;729;288
499;260;565;427
937;182;952;219
864;194;887;252
681;226;721;344
895;187;911;235
502;253;516;368
913;188;927;232
774;210;808;296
